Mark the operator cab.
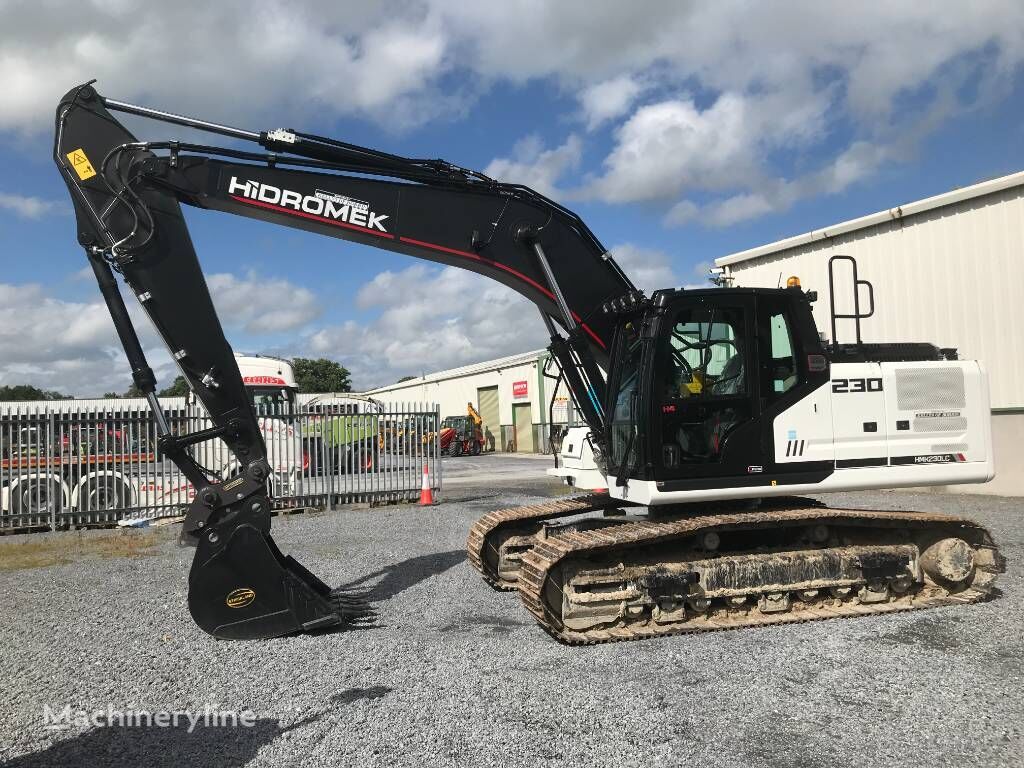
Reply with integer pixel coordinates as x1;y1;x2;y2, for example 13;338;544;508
234;353;299;417
606;285;829;490
441;415;473;436
249;386;296;417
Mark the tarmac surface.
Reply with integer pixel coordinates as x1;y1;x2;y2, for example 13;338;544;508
1;452;1021;767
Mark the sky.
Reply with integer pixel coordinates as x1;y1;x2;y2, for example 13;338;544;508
1;1;1023;396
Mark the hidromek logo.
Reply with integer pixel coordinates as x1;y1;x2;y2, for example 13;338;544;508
228;176;389;232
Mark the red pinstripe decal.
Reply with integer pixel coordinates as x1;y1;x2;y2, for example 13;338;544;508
398;236;607;350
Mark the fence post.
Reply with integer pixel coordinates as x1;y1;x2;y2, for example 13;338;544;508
326;407;335;512
434;403;441;497
47;406;57;531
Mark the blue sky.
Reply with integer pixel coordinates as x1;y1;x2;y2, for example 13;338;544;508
1;2;1023;395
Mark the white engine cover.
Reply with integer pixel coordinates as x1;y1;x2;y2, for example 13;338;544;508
775;360;991;476
596;359;994;505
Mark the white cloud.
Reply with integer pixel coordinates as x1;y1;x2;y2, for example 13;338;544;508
704;193;776;228
1;1;1021;232
0;269;318;397
585;88;832;205
2;3;1020;139
562;3;1023;224
607;243;678;293
0;282;172;396
302;243;686;388
665;140;893;227
207;272;321;334
0;192;66;219
664;199;699;227
588;97;749;203
483;134;582;197
0;2;451;134
308;265;548;388
580;75;644;129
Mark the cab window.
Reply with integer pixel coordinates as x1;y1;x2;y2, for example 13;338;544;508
758;300;801;403
609;319;645;471
658;305;751;468
769;312;797;394
662;307;746;401
251;387;295;417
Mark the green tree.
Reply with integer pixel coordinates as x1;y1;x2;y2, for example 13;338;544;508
158;376;190;397
123;383;144;397
396;375;416;383
102;392;121;399
0;384;71;401
292;357;352;393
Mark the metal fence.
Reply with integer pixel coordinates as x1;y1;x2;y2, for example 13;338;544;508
0;401;440;531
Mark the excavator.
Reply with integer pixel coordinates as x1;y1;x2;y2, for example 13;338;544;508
54;82;1004;644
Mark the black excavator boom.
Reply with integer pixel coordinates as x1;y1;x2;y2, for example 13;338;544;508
53;82;634;639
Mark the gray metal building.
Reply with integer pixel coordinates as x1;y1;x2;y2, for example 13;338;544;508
365;350;578;453
714;170;1024;495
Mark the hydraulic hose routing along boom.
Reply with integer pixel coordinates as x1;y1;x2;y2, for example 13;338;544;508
54;82;631;639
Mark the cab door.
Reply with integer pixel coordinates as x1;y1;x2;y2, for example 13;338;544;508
652;294;759;484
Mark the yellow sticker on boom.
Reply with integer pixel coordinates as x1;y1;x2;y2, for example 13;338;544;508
66;148;96;181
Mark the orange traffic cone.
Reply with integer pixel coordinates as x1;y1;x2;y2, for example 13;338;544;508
418;463;435;506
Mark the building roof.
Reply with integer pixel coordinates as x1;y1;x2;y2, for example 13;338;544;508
364;349;545;394
715;169;1024;267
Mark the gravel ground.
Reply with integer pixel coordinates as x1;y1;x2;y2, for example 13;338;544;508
1;457;1021;767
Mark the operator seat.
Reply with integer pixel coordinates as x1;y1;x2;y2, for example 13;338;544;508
707;350;745;456
711;352;744;395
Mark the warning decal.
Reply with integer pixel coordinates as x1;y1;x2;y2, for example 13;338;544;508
66;148;96;181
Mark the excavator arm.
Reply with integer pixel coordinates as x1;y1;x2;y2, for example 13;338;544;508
53;82;636;640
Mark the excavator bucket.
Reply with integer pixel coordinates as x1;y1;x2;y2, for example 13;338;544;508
187;523;370;640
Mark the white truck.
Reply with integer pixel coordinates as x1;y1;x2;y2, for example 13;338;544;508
0;353;302;525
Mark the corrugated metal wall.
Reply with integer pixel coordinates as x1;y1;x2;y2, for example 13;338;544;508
723;184;1024;409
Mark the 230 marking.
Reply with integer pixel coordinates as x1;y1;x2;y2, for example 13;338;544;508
832;377;883;394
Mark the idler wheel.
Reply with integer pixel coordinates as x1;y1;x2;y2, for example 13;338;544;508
921;538;975;584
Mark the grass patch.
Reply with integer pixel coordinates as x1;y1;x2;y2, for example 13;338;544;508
0;529;167;572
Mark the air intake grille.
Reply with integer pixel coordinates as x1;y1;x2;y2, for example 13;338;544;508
896;368;966;411
932;443;969;453
914;416;968;433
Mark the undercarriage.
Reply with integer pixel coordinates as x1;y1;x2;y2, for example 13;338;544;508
467;496;1004;644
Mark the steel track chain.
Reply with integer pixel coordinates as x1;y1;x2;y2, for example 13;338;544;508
515;507;1003;645
466;493;624;590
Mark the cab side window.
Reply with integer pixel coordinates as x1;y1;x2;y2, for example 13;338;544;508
761;305;800;401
